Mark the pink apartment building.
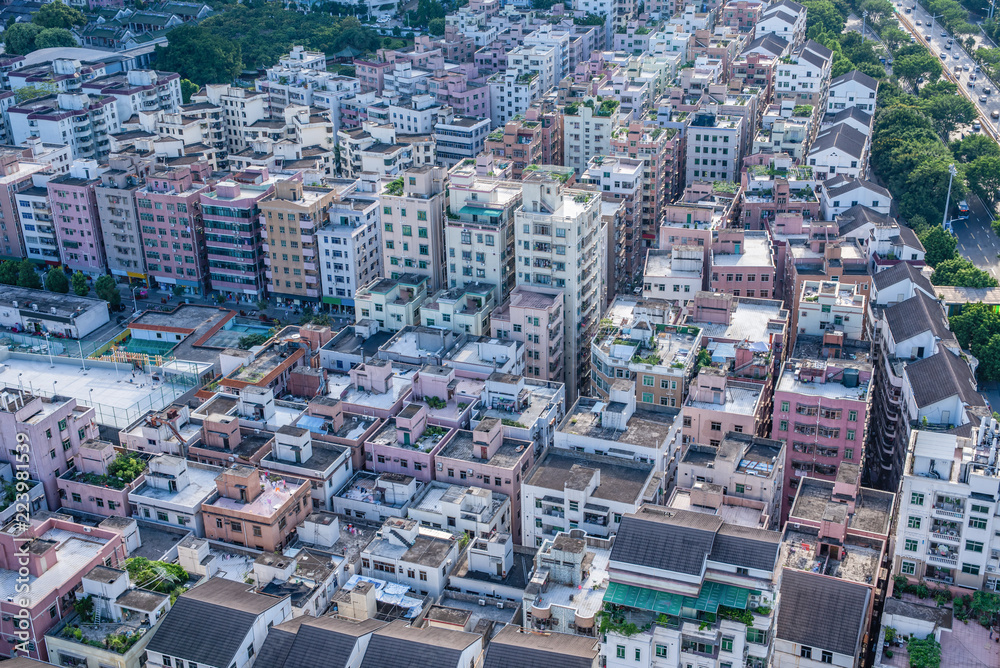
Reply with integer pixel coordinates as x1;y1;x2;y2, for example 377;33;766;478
525;103;563;169
340;360;413;419
485;119;543;179
365;401;455;481
709;229;776;299
0;515;126;661
353;59;391;94
772;344;872;522
0;387;99;509
47;165;105;276
490;285;565;383
682;367;768;447
610;121;679;242
135;166;211;296
56;440;145;516
434;417;534;545
721;0;763;32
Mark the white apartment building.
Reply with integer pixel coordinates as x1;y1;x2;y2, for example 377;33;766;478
9;93;121;161
355;273;429;332
81;69;182;120
686;112;743;183
797;280;866;340
756;0;807;46
642;248;703;300
433;115;490;167
445;160;520;299
318;189;382;318
894;426;1000;592
507;44;559;92
388;94;443;135
360;517;460;598
774;40;833;107
194;84;268;154
17;175;58;263
515;172;605;398
407;482;511;538
827;70;878;114
488;70;542;128
521;449;660;547
563;98;621;176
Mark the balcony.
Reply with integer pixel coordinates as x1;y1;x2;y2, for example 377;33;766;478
927;543;958;566
932;497;965;519
930;519;961;542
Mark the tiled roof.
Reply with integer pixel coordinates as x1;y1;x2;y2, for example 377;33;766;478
776;569;869;656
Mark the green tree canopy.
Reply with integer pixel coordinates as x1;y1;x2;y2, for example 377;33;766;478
179;78;199;104
71;271;89;296
803;0;846;38
918;94;978;135
94;275;121;307
965;156;1000;209
15;83;56;103
32;0;85;29
153;24;242;86
44;267;69;293
931;257;999;288
34;27;76;49
16;260;39;290
3;23;43;55
951;134;1000;163
0;262;18;286
428;17;445;35
919;225;958;267
893;52;943;84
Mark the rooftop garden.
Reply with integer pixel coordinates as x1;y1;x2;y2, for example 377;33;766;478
125;557;189;603
516;71;538;85
565;103;580;115
594;99;619;116
0;478;36;511
74;452;146;490
632;352;663;365
791;104;813;117
60;623;145;654
712;180;739;194
573;13;604;26
384;177;404;197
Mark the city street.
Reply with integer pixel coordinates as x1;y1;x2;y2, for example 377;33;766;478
951;194;1000;280
895;2;1000;142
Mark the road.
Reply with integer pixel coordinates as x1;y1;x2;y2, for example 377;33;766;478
895;2;1000;141
951;194;1000;280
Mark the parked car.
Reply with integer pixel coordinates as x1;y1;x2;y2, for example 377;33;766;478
984;87;992;95
992;110;1000;119
980;95;988;102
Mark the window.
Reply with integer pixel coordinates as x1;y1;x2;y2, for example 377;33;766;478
962;563;981;575
846;429;856;441
634;649;641;661
779;420;788;431
908;516;921;529
157;511;168;522
616;646;625;659
966;540;984;553
848;410;858;422
969;517;987;530
735;484;745;494
911;492;925;506
569;501;579;512
746;628;766;644
721;637;734;653
253;526;262;537
901;560;915;575
781;401;789;412
642;392;654;403
710;421;722;431
800;646;812;659
904;539;918;551
971;504;990;514
845;448;853;460
163;659;172;667
642;375;654;386
821;651;833;664
71;493;81;503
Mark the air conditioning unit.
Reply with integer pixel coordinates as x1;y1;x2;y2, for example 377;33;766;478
478;599;486;606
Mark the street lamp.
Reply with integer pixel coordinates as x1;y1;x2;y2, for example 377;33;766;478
862;10;869;42
131;285;141;314
43;331;54;368
942;163;958;228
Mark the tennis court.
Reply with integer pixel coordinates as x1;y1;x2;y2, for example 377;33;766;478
117;337;178;356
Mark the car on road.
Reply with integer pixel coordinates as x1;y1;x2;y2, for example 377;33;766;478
971;73;978;80
940;52;948;59
943;31;949;37
980;95;988;102
993;110;1000;119
973;121;982;131
925;33;932;39
985;87;992;95
954;53;960;59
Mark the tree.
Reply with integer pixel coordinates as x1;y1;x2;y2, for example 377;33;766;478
803;0;845;38
893;52;943;84
16;260;40;290
2;23;43;55
32;0;85;29
931;257;999;287
919;225;957;267
153;25;242;86
44;267;68;294
179;79;199;104
919;94;978;135
94;275;121;308
34;28;76;49
71;271;89;296
965;156;1000;208
880;25;910;52
0;262;18;286
15;83;56;103
238;333;268;349
428;17;445;35
172;284;186;299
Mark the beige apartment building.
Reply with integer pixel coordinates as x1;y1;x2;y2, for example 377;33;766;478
262;180;337;307
381;166;447;291
491;285;565;383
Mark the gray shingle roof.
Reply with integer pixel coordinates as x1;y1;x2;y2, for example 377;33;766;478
872;260;933;295
824;106;874;130
742;33;789;56
826;177;889;200
904;349;986;409
359;620;480;668
708;524;782;572
776;569;869;656
831;69;879;91
811;123;868;159
146;578;286;668
483;626;599;668
610;508;721;575
883;291;950;343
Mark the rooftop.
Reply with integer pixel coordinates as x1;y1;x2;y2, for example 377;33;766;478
436;430;532;470
526;450;657;505
686;381;762;416
129;461;221;508
779;527;880;585
531;540;610;622
560;398;677;450
790;476;894;535
0;527;109;607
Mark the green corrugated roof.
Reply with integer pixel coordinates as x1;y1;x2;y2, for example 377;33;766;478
604;582;750;616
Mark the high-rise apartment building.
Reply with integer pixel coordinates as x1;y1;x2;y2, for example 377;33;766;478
515;172;605;399
47;160;105;275
261;180;336;308
318;184;382;318
381;165;447;291
562;98;620;175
